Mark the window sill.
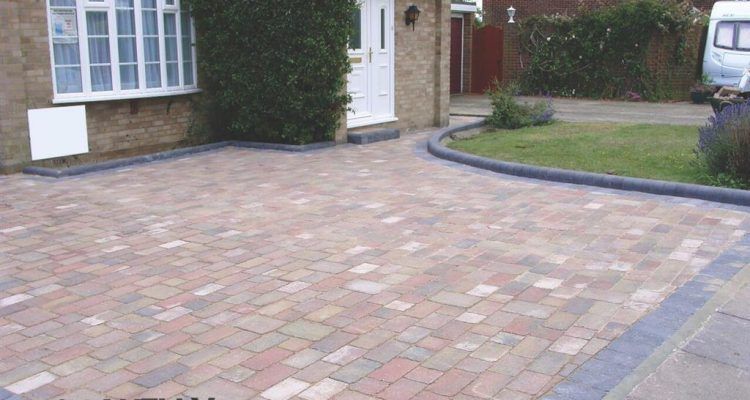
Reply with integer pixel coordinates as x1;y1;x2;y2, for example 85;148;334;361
51;88;202;105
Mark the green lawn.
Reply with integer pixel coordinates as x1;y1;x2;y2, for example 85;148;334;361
448;122;706;185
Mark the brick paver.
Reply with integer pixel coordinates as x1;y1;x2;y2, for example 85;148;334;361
1;129;749;399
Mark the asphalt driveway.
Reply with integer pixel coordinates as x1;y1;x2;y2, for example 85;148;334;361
451;94;714;126
1;127;748;400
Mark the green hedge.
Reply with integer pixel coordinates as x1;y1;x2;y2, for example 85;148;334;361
185;0;359;144
518;0;703;100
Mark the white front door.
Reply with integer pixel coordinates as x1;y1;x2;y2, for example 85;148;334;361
347;0;395;128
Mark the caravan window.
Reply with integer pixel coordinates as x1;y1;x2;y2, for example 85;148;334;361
738;22;750;50
716;22;735;49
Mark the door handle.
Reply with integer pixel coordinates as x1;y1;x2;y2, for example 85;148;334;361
369;47;373;63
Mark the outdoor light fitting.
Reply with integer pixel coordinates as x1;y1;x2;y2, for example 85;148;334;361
405;5;421;31
507;6;516;24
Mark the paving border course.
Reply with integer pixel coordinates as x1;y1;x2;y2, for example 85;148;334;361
427;120;750;207
541;233;750;400
22;140;336;178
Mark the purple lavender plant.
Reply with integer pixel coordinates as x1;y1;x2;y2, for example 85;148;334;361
697;100;750;182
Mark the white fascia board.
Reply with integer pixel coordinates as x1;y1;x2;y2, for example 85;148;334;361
451;4;477;13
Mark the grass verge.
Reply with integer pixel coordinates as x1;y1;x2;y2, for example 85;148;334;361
447;122;711;185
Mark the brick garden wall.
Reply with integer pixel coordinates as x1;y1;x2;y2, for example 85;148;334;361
0;0;200;174
484;0;720;99
485;0;720;26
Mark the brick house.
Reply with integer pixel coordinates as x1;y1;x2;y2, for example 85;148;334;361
0;1;452;174
483;0;722;96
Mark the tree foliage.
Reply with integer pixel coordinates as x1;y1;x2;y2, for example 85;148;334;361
185;0;359;144
518;0;704;99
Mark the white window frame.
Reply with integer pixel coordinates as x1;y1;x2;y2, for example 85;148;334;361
46;0;199;104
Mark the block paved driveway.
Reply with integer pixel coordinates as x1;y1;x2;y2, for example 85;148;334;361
1;130;749;400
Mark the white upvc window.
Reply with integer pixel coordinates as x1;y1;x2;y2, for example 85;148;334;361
46;0;198;103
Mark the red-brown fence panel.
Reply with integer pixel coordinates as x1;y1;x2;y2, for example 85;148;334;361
471;26;504;93
450;18;464;94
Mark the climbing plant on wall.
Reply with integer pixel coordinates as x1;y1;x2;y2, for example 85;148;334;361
518;0;704;100
185;0;359;144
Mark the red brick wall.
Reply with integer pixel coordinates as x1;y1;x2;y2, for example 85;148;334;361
485;0;619;26
485;0;718;26
693;0;722;12
485;0;719;98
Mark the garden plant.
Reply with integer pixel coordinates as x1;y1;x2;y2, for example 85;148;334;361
697;101;750;189
518;0;703;100
486;83;555;129
185;0;359;144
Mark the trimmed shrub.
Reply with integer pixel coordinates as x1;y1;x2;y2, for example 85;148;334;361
518;0;703;100
185;0;359;144
697;101;750;187
487;83;555;129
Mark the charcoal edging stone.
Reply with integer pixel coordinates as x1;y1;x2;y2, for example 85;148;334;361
348;128;400;145
427;119;750;207
23;140;336;178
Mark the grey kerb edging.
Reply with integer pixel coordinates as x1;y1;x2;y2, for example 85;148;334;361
427;119;750;207
22;140;336;178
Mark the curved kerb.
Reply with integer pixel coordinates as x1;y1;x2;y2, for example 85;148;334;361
428;120;750;207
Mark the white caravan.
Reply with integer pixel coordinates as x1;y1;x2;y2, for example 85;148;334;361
704;1;750;86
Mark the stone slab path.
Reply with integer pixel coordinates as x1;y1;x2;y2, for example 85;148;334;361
1;126;749;400
450;94;714;126
626;281;750;400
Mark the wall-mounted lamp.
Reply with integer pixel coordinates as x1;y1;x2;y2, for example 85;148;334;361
405;5;421;31
507;6;516;24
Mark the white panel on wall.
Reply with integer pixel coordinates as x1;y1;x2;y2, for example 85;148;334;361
28;105;89;161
